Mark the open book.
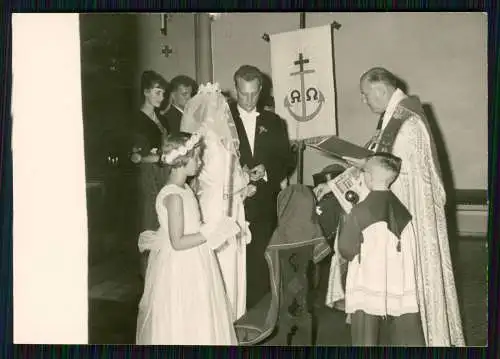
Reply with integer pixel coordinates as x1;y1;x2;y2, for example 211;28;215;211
325;166;368;214
305;136;372;213
307;135;373;163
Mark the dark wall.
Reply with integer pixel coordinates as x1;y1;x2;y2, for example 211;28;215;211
80;14;138;179
80;15;141;239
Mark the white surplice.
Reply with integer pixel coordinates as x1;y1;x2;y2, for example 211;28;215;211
344;221;420;317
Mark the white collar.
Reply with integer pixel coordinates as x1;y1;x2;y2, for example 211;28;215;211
173;104;184;114
381;88;407;130
237;105;259;118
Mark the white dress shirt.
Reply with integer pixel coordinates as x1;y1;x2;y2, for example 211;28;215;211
237;105;268;182
237;105;259;155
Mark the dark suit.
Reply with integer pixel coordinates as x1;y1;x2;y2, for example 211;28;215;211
229;103;295;307
160;106;183;135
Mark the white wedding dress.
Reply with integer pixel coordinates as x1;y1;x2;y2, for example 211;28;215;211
195;129;251;321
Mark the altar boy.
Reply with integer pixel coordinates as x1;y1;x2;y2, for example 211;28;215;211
338;152;425;346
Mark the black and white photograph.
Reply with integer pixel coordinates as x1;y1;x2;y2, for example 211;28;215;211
12;12;488;346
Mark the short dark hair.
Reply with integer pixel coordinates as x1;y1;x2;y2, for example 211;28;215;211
170;75;197;92
366;152;402;183
233;65;263;88
360;67;399;89
141;70;168;93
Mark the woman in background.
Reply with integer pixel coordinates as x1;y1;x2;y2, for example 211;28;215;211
130;70;170;278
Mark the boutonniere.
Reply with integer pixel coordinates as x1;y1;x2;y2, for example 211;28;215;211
258;125;268;135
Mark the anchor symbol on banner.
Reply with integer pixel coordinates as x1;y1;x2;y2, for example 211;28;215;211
283;53;325;123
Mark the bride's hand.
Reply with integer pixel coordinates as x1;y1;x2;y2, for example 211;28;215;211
241;165;251;184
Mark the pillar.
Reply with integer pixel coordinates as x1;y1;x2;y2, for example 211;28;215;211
194;13;213;84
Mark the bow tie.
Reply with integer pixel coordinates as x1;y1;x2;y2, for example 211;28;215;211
239;109;260;120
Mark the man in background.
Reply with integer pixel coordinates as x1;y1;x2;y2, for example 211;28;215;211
160;75;197;134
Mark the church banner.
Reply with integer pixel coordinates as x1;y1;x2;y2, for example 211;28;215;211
270;24;337;140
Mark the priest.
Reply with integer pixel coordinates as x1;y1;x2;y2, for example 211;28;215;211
317;67;465;346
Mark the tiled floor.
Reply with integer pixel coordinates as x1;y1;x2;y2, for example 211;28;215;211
88;235;488;346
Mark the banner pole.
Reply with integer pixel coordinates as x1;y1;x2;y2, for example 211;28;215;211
296;12;306;185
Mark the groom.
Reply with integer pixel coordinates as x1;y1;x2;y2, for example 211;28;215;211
229;65;295;308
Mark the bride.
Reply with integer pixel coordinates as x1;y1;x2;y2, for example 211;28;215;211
180;83;255;321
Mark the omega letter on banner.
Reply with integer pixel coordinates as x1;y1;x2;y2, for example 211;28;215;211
270;24;337;140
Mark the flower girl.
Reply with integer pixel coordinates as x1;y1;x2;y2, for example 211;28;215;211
136;131;239;345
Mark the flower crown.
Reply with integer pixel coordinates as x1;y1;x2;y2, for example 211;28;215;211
197;82;221;95
160;132;202;165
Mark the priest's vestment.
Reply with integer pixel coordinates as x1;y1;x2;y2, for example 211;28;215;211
366;89;465;346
